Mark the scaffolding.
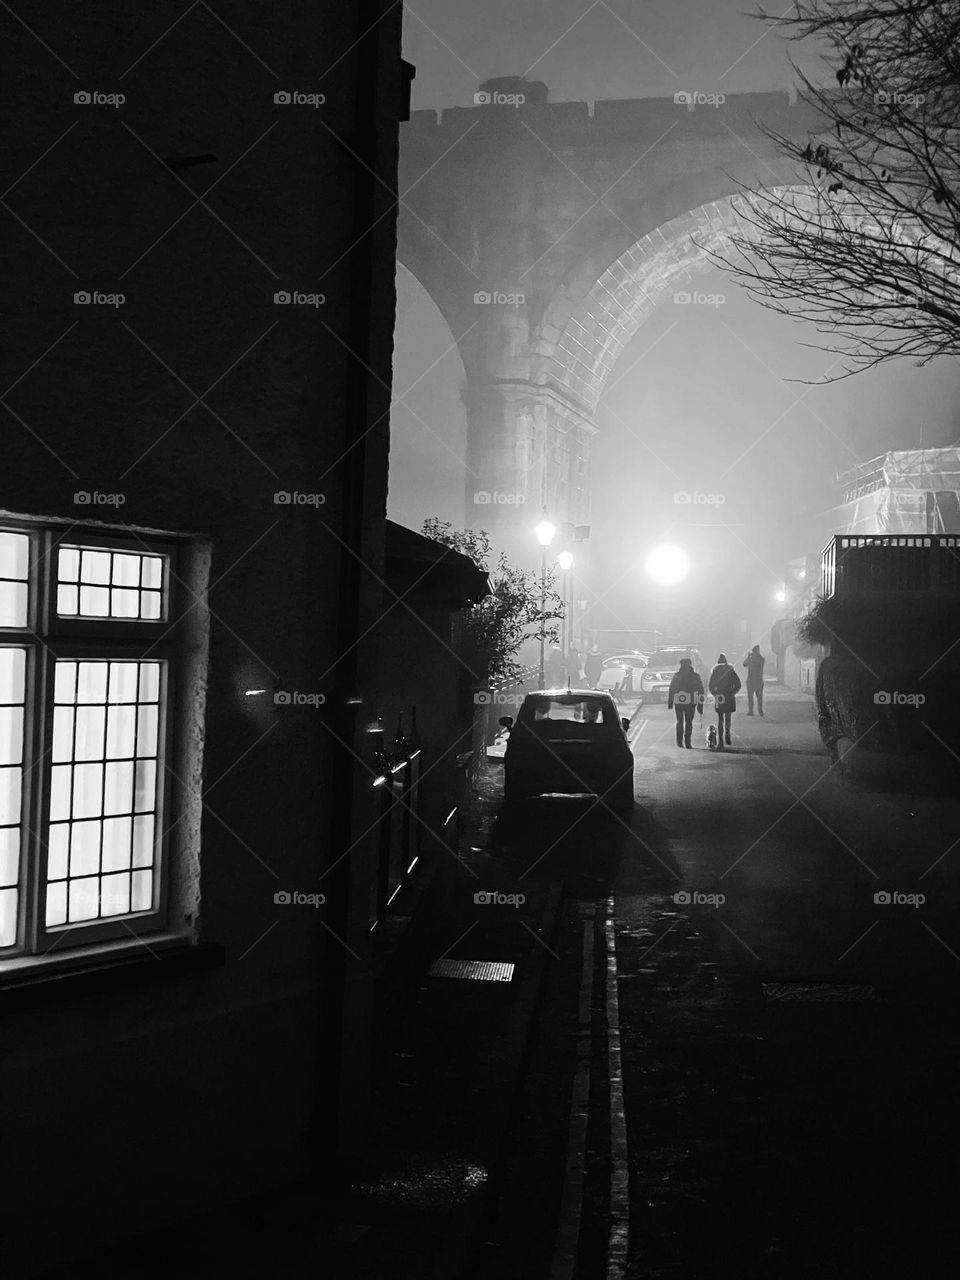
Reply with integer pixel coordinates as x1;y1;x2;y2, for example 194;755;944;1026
826;448;960;535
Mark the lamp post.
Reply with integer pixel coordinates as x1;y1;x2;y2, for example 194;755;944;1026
535;515;557;688
556;550;574;658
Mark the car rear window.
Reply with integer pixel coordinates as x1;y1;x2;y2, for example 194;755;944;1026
525;698;611;724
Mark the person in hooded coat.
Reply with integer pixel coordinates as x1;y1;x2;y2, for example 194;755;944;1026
583;645;604;689
667;657;704;748
708;652;742;749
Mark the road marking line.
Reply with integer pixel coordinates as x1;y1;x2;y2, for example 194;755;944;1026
605;897;630;1279
550;911;595;1280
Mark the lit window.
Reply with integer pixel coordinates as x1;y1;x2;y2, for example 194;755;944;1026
0;525;179;959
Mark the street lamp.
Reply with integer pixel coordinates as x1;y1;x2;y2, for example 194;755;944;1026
556;551;574;658
535;516;556;688
645;543;690;587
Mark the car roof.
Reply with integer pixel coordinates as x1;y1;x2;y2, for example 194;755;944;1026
524;688;615;702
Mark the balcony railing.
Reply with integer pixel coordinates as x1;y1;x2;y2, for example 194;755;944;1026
821;534;960;599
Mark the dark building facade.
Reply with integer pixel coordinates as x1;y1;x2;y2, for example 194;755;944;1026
0;4;410;1272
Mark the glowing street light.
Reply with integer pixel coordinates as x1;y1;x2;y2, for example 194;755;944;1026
556;550;574;571
645;543;690;587
774;588;787;604
535;518;557;547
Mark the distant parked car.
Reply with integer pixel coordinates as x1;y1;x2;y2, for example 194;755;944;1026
639;647;708;703
602;650;649;670
501;690;634;809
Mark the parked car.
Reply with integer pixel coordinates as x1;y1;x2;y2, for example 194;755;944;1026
501;690;635;809
601;650;649;670
639;646;708;702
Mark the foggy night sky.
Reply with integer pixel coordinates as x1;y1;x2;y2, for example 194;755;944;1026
388;0;960;644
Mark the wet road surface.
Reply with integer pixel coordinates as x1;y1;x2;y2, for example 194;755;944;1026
467;688;960;1278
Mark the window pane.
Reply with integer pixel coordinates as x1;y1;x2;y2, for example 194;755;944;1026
108;663;140;704
0;886;17;947
0;648;26;702
0;708;24;766
54;662;77;704
0;826;20;887
45;880;67;927
52;707;75;762
76;663;108;704
46;658;165;928
58;547;80;581
82;550;111;585
74;706;105;761
0;582;28;628
57;546;167;620
106;705;135;759
79;585;110;616
47;823;69;880
0;532;29;579
70;819;101;877
101;816;132;871
0;766;22;825
112;554;141;587
100;872;130;917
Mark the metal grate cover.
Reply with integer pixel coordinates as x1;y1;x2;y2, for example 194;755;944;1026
428;958;515;982
763;982;878;1003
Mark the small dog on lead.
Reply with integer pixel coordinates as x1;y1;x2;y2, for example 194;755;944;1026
706;724;719;751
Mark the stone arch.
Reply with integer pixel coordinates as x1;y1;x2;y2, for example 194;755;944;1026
535;188;808;415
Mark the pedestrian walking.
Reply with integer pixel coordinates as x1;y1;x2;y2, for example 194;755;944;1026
667;657;704;749
583;645;604;689
708;653;742;749
545;645;567;689
567;645;583;685
742;644;765;716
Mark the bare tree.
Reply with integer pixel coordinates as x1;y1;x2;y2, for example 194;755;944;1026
716;1;960;377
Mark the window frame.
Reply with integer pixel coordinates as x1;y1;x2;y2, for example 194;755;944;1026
0;520;185;961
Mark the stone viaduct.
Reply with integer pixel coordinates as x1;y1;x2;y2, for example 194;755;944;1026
397;90;825;559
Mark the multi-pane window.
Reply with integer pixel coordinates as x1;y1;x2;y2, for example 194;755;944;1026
0;525;177;959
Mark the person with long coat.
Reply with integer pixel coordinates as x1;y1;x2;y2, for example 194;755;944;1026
667;657;704;748
708;653;742;750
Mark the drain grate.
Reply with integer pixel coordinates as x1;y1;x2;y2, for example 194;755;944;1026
428;958;515;982
763;982;878;1003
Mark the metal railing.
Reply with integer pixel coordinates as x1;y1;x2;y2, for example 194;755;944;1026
822;534;960;598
